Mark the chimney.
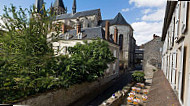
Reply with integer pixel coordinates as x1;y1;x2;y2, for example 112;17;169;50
105;21;110;40
114;27;118;44
76;20;81;35
62;23;66;34
153;34;158;39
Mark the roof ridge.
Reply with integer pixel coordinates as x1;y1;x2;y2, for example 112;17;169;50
76;8;100;14
68;26;102;32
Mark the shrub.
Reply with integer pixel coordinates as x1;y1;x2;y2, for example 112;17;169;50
132;71;145;83
0;5;115;103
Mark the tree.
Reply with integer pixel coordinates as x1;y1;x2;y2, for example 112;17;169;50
0;5;116;103
0;4;58;103
66;40;116;84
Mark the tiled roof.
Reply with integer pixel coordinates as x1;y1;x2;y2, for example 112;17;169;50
56;9;100;20
99;13;133;30
57;26;104;40
143;37;162;46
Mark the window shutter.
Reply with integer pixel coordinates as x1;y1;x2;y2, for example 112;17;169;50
182;1;188;34
175;2;180;39
172;18;175;46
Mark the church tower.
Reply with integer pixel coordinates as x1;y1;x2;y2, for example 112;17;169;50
35;0;44;14
52;0;67;15
72;0;76;14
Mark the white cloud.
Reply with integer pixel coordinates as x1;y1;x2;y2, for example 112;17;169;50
132;21;163;45
142;9;152;14
127;0;167;45
122;8;130;12
129;0;166;8
136;18;140;21
141;8;165;21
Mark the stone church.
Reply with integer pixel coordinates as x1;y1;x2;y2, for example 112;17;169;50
35;0;136;70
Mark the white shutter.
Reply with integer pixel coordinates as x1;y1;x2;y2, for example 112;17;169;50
172;18;175;46
178;42;184;104
182;1;188;34
172;52;177;89
175;2;180;39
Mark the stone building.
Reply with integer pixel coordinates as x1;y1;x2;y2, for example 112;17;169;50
51;0;67;15
50;22;120;76
161;1;190;105
143;34;163;78
100;13;136;69
35;0;136;70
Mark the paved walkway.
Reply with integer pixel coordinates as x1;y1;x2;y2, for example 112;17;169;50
146;70;180;106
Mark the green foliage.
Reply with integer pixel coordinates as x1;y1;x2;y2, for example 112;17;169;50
67;40;116;83
0;5;115;103
132;71;145;83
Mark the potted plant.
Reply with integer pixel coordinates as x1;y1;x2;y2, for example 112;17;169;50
132;71;145;83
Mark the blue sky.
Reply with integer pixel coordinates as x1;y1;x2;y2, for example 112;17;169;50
0;0;167;45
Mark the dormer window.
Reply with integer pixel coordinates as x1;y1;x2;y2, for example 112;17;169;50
66;35;69;40
65;33;69;40
78;32;82;39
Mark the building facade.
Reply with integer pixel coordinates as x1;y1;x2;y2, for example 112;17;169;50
143;35;163;78
100;13;136;69
36;0;135;72
161;1;190;105
50;22;120;76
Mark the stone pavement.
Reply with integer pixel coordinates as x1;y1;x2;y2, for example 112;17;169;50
146;70;180;106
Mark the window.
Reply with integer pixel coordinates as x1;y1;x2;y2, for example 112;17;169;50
106;64;110;74
78;33;82;39
62;47;67;55
114;50;117;57
181;1;188;34
119;34;123;50
65;33;69;40
172;17;175;46
53;46;59;55
113;63;116;71
175;2;180;39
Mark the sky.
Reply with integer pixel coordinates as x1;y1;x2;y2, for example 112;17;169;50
0;0;167;45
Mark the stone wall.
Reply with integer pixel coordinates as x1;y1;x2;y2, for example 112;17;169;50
109;25;135;69
143;36;163;78
15;74;118;106
55;14;100;29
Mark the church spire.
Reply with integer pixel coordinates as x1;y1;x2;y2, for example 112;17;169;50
50;3;54;15
35;0;44;13
72;0;76;14
53;0;66;15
